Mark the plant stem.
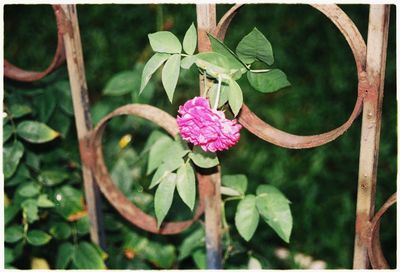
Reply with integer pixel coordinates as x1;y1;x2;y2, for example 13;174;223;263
72;223;79;245
249;69;271;73
156;5;164;31
221;201;232;262
214;75;222;110
224;195;244;202
202;72;212;98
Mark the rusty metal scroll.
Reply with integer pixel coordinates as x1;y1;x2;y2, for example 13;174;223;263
89;104;208;234
214;4;369;149
367;193;396;269
4;5;66;82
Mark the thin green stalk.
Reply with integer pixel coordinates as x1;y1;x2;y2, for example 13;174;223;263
249;69;271;73
221;201;232;262
156;5;164;31
214;75;222;110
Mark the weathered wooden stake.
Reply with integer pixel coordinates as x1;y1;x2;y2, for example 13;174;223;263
353;4;390;269
196;4;223;269
59;5;106;249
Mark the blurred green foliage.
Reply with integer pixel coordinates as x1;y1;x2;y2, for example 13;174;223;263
4;4;396;269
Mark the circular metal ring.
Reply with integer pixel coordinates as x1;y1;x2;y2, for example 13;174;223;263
4;5;66;82
90;104;207;235
368;192;396;269
213;4;368;149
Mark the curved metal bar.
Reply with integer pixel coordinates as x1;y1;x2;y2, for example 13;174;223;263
214;4;368;149
90;104;207;235
4;5;66;82
367;193;396;269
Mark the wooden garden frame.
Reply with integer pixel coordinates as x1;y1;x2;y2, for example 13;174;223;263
4;3;394;269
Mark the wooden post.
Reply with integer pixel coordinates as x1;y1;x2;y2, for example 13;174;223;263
59;5;106;249
196;4;222;269
353;5;390;269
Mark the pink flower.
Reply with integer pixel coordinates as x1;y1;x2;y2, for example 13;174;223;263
177;96;242;152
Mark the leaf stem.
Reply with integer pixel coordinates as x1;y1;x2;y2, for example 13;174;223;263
249;69;271;73
214;75;222;110
72;223;79;245
224;195;244;202
203;72;207;98
221;202;233;262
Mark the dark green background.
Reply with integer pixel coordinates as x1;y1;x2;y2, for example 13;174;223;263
4;4;396;269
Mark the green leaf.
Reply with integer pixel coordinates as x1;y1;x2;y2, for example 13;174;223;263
17;121;59;143
208;82;229;108
172;136;191;157
162;54;181;102
5;204;20;225
3;141;24;178
5;225;24;243
148;31;182;54
189;146;219;168
256;185;292;243
34;90;56;123
154;173;176;228
39;170;69;186
37;194;55;207
27;230;52;246
6;163;30;187
149;160;182;189
183;23;197;55
9;103;32;118
142;241;176;269
12;240;24;261
72;242;106;269
92;243;108;261
21;199;39;223
236;27;274;65
56;242;74;269
228;79;243;117
18;182;41;197
235;195;259;241
55;81;74;116
181;55;196;69
25;151;40;170
247;69;291;93
220;186;241;196
53;186;85;221
176;162;196;211
195;52;232;76
3;124;13;143
221;174;248;196
147;135;174;175
149;164;169;189
192;248;206;269
76;216;91;235
248;256;263;269
208;33;246;70
5;247;14;264
142;130;167;155
140;53;170;94
163;155;185;173
123;231;144;252
48;110;71;138
50;222;72;240
103;70;139;96
111;158;134;195
179;227;205;260
256;184;291;203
